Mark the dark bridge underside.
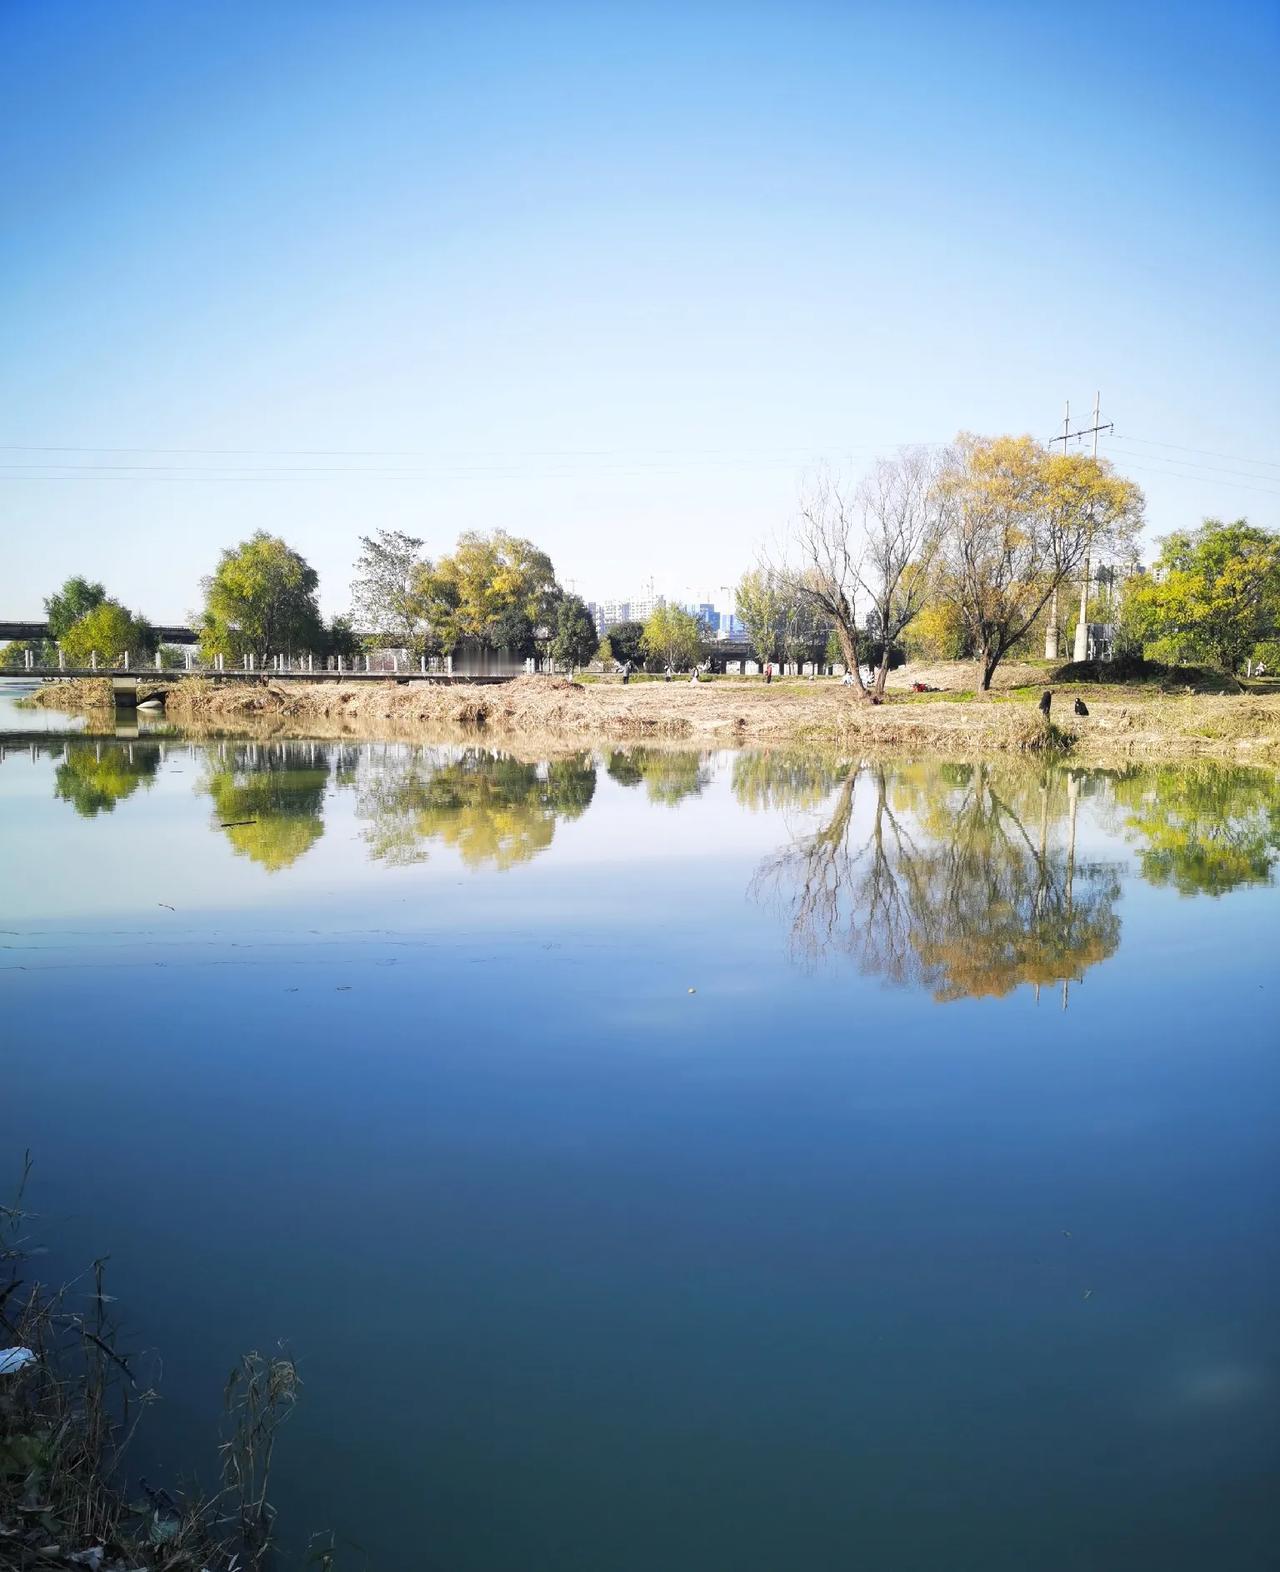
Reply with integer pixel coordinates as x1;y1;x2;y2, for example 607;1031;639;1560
0;620;200;645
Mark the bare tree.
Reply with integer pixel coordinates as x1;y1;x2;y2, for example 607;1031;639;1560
776;470;869;696
856;446;946;696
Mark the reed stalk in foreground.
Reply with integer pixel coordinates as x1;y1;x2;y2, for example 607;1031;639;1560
0;1157;317;1570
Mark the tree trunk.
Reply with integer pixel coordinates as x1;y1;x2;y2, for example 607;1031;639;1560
835;624;868;696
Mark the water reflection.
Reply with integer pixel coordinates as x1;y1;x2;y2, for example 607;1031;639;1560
17;728;1280;998
754;760;1123;1002
53;739;162;817
606;747;710;805
201;742;331;872
1113;762;1280;897
356;748;596;868
731;749;846;813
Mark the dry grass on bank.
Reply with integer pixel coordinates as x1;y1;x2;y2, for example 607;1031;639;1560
86;673;1280;764
22;665;1280;764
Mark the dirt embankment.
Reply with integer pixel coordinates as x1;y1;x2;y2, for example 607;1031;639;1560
70;673;1275;764
25;676;116;710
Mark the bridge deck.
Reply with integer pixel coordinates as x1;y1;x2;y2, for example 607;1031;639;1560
1;669;517;684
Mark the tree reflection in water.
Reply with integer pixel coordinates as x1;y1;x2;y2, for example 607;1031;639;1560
53;739;162;817
753;757;1123;1003
356;748;596;868
201;741;331;871
1113;762;1280;897
606;748;710;805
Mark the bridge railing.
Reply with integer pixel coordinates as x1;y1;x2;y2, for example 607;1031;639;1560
6;647;459;677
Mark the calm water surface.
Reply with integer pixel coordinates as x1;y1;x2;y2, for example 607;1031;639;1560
1;691;1277;1570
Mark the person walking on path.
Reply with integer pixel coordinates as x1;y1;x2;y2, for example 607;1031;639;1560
764;662;773;685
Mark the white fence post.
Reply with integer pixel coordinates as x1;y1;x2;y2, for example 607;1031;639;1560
90;651;97;670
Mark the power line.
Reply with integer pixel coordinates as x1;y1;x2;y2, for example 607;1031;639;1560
1106;448;1280;484
1094;455;1280;498
1110;434;1280;471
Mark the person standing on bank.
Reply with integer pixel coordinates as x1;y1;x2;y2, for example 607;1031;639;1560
764;662;773;685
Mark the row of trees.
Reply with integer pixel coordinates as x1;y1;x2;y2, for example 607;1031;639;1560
11;439;1276;680
347;527;599;668
748;436;1279;688
9;529;601;672
2;575;158;668
750;435;1146;693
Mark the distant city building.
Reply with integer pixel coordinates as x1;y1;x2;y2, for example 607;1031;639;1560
589;592;668;632
588;587;750;636
628;592;664;623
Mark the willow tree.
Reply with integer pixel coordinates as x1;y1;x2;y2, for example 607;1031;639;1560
349;529;429;648
735;568;786;666
60;601;155;665
854;446;947;695
198;533;324;664
935;435;1143;690
411;530;558;654
45;576;106;640
1122;519;1280;674
777;471;868;694
639;604;702;672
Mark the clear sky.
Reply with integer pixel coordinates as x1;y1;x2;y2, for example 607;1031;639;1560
3;0;1277;620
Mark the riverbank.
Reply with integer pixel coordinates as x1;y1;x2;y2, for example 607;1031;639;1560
22;670;1280;763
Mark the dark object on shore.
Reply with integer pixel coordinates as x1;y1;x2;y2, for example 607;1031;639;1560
1074;697;1089;717
1038;690;1053;718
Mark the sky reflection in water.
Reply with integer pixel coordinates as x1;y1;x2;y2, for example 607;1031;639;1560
2;709;1278;1570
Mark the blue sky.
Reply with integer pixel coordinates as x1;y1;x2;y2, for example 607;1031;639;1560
3;0;1277;619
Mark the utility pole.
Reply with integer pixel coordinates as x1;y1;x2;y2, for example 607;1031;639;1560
1047;393;1113;663
1044;401;1071;660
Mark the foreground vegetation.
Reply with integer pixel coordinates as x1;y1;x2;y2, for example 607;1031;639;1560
0;1165;322;1571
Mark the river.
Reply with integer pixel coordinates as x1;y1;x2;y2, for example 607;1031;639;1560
1;689;1276;1570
